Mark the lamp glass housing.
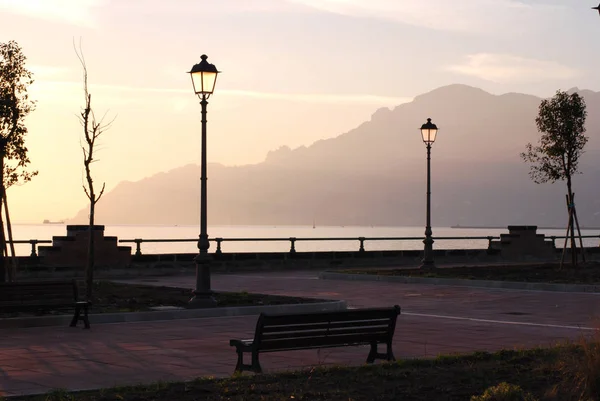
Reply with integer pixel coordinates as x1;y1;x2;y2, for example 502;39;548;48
420;118;438;144
189;54;219;96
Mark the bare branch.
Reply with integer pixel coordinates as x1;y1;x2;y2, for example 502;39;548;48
95;182;106;204
73;38;89;102
83;184;91;201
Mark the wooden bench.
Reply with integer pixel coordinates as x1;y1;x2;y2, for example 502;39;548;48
230;305;400;373
0;280;91;329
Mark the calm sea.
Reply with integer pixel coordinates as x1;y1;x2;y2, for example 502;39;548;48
9;224;600;256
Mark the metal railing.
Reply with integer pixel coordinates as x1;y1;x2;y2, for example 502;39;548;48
117;236;504;256
8;240;52;257
10;234;600;257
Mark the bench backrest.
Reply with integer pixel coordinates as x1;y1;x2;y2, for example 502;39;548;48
0;280;79;307
253;305;401;352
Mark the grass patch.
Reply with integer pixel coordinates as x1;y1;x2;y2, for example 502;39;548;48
7;345;593;400
342;262;600;285
0;281;328;317
90;281;327;313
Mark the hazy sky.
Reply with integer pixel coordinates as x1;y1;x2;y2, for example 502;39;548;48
3;0;600;223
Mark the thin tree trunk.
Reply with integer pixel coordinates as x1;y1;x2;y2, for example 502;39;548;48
86;201;95;300
571;193;586;263
566;178;577;267
3;192;16;281
0;154;5;283
560;198;571;270
0;200;5;283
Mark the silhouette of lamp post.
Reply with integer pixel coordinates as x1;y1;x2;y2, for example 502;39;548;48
188;54;220;307
420;118;438;269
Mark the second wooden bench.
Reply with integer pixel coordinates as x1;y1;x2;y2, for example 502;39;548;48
0;280;91;329
230;305;400;373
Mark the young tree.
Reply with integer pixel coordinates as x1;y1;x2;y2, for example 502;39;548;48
0;40;37;282
521;90;588;267
75;43;112;299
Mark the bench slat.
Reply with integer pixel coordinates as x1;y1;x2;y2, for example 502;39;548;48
0;291;73;298
261;318;392;333
0;298;74;304
262;327;390;341
260;309;397;326
0;294;72;299
3;291;73;296
0;282;76;288
0;287;73;292
259;332;390;351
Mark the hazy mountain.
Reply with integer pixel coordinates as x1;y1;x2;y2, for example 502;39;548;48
68;84;600;228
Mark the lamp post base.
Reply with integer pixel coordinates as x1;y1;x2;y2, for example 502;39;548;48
421;236;435;270
419;260;436;270
188;291;217;308
188;253;217;308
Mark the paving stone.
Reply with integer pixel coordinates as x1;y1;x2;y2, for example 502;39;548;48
0;269;598;395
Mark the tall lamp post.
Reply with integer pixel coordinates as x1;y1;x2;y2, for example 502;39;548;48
420;118;438;269
188;54;220;307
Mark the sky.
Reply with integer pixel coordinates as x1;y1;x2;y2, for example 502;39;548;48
2;0;600;223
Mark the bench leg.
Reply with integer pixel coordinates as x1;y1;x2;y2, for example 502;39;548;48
367;342;396;363
234;350;244;373
83;304;91;329
70;305;81;328
233;349;262;374
386;341;396;362
71;304;91;329
251;351;263;374
367;342;378;363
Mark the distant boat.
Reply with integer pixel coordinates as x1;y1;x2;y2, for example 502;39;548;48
450;224;600;230
43;219;65;224
451;225;505;229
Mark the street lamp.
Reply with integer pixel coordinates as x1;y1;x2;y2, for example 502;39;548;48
420;118;438;269
188;54;220;307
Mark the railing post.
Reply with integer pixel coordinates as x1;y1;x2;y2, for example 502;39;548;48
358;237;365;252
215;238;223;254
134;239;142;256
486;236;493;249
30;240;38;258
551;236;557;248
289;237;296;253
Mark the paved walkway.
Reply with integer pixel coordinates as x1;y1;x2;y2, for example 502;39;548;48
1;270;599;396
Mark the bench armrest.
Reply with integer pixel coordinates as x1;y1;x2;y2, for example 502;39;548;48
230;339;253;350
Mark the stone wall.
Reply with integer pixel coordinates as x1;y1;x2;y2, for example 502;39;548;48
12;246;600;279
490;225;557;260
37;225;131;268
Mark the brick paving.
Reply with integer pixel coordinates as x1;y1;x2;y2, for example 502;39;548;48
0;270;599;396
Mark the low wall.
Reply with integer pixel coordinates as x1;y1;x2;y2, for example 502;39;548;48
11;246;600;279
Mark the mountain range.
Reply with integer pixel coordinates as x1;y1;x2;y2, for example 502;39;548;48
68;84;600;228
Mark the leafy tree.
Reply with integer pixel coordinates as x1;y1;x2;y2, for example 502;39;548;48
75;42;112;299
521;90;588;266
0;40;37;281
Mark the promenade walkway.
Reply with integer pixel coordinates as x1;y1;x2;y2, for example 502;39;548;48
0;270;599;396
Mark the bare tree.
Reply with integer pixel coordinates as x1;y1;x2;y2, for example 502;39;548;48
74;42;113;299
